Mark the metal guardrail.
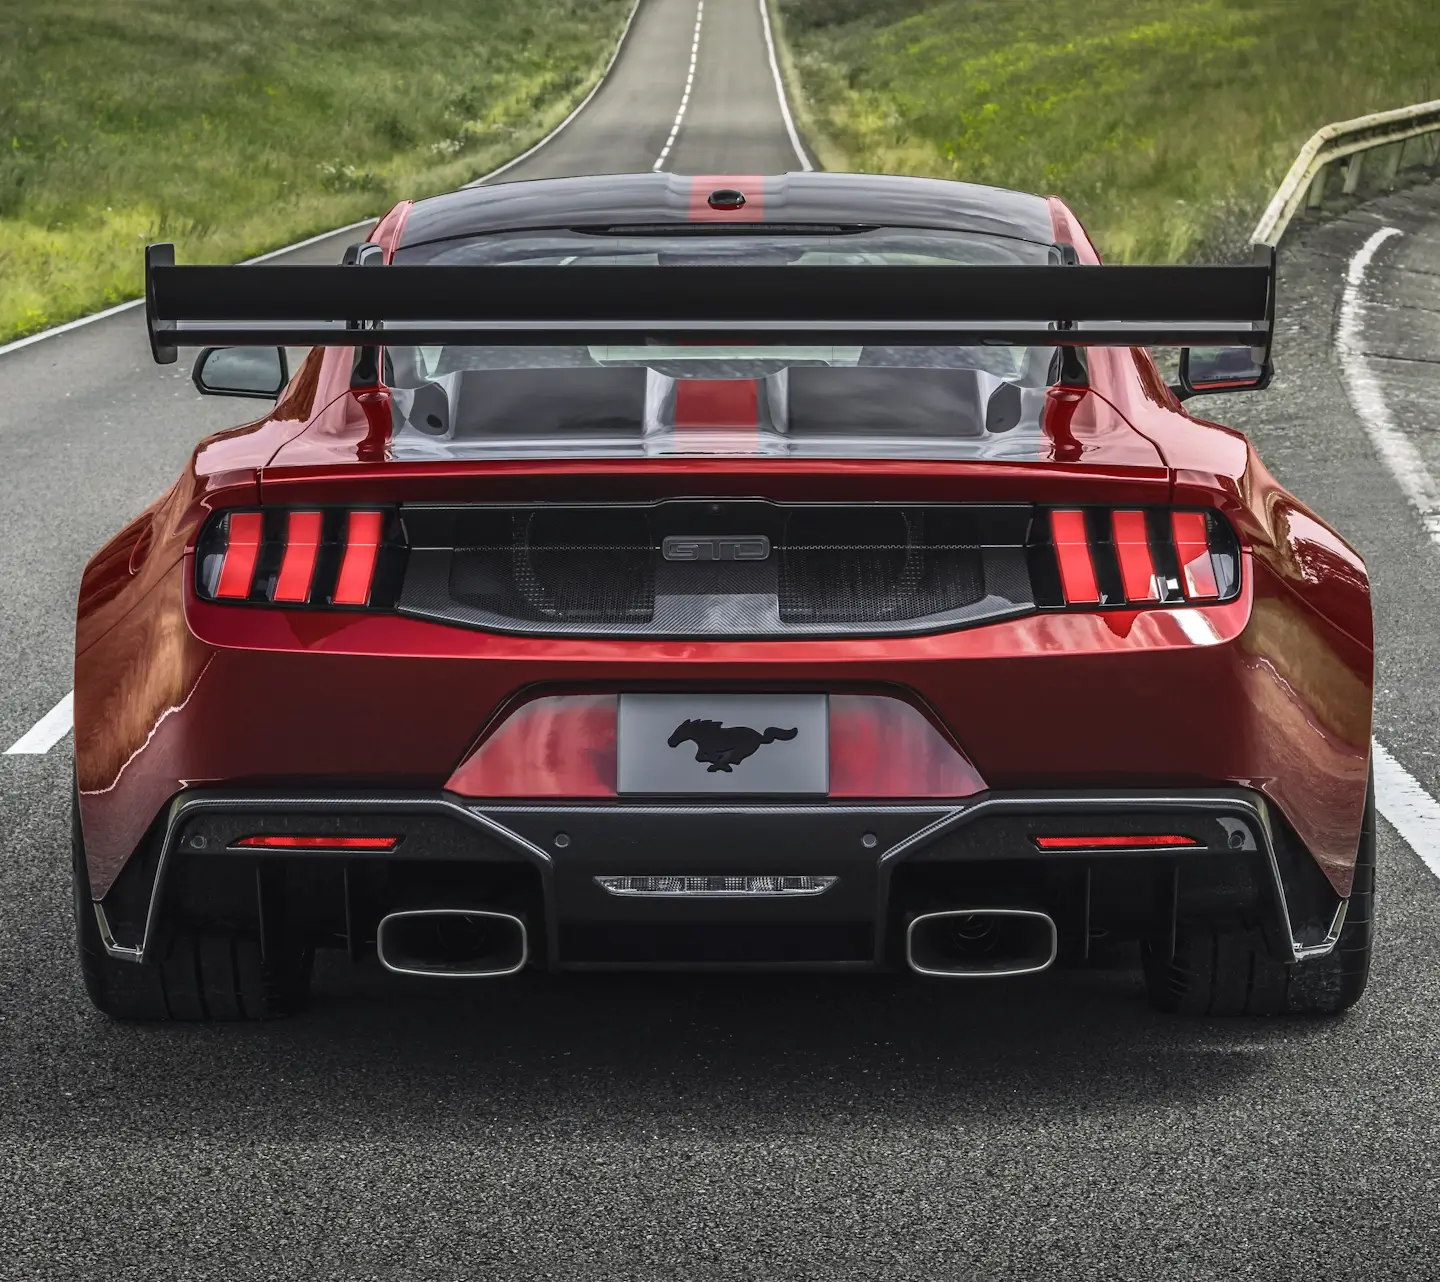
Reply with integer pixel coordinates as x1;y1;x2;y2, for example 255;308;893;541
1252;98;1440;246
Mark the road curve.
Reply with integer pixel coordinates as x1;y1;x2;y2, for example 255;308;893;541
4;3;1440;1276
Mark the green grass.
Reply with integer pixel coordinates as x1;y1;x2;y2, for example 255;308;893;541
0;0;632;342
774;0;1440;261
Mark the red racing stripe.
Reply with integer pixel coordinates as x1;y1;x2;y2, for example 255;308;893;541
674;379;759;430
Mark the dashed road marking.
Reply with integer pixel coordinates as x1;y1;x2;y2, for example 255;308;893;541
653;0;704;171
5;692;73;755
1336;225;1440;545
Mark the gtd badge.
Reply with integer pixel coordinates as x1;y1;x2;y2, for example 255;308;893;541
662;535;771;562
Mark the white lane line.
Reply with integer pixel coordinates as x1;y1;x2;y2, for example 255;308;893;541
5;692;73;755
653;0;705;171
1336;226;1440;545
758;0;813;171
1374;740;1440;878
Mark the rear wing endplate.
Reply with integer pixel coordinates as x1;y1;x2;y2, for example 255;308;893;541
144;241;1276;364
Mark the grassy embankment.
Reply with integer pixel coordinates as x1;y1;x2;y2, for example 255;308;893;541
774;0;1440;261
0;0;632;342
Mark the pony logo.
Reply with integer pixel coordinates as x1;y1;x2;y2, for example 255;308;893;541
667;718;799;772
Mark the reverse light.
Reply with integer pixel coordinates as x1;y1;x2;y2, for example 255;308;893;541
1038;507;1238;609
232;834;401;850
196;507;404;609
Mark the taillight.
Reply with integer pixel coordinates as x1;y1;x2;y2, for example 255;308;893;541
195;508;406;609
1033;507;1239;609
446;694;986;799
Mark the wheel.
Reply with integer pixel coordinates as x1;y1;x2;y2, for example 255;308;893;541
72;786;312;1021
1142;773;1375;1016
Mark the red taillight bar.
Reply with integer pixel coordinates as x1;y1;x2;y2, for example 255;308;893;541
333;510;385;606
1033;834;1200;850
233;834;400;850
272;510;323;603
1171;511;1219;599
1111;510;1160;602
1050;509;1100;604
214;511;263;599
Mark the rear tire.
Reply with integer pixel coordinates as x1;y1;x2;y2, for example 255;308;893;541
1142;774;1376;1016
72;786;312;1021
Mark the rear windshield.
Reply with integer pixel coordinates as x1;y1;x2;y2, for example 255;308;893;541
386;228;1063;462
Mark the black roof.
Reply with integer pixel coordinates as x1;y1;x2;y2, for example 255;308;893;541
399;172;1057;249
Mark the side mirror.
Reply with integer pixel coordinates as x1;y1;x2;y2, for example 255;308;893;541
1171;345;1271;402
191;346;289;399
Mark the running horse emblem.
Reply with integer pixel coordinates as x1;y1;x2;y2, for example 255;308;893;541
667;719;799;773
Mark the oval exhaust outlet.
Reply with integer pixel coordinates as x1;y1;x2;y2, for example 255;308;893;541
906;909;1057;978
376;909;528;978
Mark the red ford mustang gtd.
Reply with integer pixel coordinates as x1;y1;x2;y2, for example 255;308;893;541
72;172;1374;1021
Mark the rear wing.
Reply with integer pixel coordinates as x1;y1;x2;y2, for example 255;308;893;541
144;240;1276;365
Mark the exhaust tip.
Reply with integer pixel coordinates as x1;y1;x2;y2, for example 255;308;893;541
376;909;528;978
906;909;1057;978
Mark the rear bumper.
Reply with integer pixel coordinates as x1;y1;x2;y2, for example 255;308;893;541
94;788;1349;971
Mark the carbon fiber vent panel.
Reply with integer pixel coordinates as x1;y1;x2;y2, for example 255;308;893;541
398;501;1037;638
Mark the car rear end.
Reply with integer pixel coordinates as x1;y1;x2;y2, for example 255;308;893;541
77;180;1371;1015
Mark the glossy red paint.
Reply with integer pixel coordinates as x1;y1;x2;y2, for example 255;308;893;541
73;193;1374;914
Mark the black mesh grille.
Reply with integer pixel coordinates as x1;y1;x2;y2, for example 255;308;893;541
778;509;985;623
448;509;654;622
401;501;1035;638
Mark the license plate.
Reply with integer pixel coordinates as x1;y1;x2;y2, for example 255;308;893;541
617;694;828;796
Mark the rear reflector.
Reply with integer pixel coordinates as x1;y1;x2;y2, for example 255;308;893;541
332;510;385;606
233;834;400;849
1050;510;1100;604
272;510;323;603
1111;510;1160;602
214;511;263;599
1033;834;1200;850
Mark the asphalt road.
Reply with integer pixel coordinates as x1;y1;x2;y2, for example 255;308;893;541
3;2;1440;1277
